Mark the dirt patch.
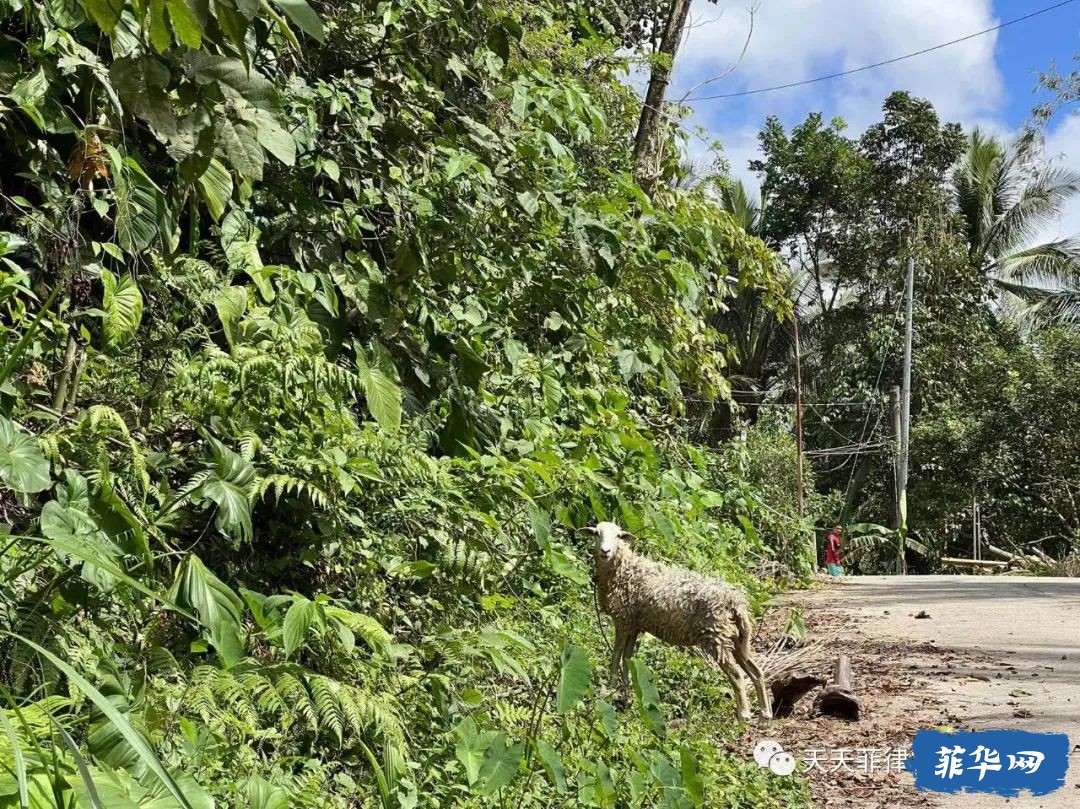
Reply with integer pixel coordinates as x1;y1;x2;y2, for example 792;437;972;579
736;599;997;808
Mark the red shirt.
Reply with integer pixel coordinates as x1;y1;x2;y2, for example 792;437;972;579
826;532;842;565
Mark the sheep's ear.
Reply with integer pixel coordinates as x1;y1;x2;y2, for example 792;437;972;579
578;526;599;536
618;531;637;546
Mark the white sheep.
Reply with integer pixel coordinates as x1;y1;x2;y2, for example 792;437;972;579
584;521;772;722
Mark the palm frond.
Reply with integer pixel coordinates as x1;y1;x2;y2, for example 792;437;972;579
990;238;1080;288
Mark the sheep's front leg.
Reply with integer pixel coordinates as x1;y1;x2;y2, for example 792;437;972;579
610;625;628;689
610;626;639;693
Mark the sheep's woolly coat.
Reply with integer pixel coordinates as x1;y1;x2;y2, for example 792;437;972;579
596;549;750;649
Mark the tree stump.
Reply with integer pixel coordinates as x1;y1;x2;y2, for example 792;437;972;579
770;671;826;718
813;655;861;720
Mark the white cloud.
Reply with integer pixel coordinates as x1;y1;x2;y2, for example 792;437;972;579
678;0;1003;120
674;0;1007;175
1039;115;1080;242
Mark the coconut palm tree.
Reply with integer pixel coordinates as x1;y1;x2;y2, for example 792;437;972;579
720;179;766;237
954;129;1080;324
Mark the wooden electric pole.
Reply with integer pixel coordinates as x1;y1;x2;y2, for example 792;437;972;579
793;315;805;521
896;253;915;575
890;385;902;531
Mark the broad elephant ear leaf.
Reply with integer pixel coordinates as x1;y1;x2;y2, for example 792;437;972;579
556;643;591;714
101;269;144;347
355;342;402;431
282;596;319;659
195;438;257;542
168;554;245;667
629;658;666;738
0;417;51;493
271;0;324;42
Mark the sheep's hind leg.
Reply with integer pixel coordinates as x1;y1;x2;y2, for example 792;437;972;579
705;642;752;723
736;647;772;721
735;617;773;720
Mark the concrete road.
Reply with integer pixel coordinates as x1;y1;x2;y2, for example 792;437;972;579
805;575;1080;808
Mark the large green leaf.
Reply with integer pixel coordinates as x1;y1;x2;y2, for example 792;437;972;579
5;634;197;809
215;116;264;181
629;658;666;738
168;554;245;666
67;763;214;809
148;0;171;53
106;147;168;254
282;597;318;658
90;475;151;567
101;270;144;347
195;158;233;221
40;498;121;592
221;210;271;300
196;438;256;542
0;418;50;493
11;68;76;133
49;0;87;27
245;776;289;809
555;643;590;714
252;108;295;166
536;740;566;793
214;285;247;347
80;0;124;33
680;747;705;808
183;54;275;108
476;734;522;796
109;57;178;146
355;343;402;431
270;0;324;42
166;0;203;48
453;718;487;787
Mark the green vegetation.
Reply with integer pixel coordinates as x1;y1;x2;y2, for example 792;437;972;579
740;91;1080;570
2;1;1079;805
0;1;814;806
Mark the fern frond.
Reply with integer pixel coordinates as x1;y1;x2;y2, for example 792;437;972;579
240;355;278;389
85;405;132;439
238;432;262;461
309;675;344;746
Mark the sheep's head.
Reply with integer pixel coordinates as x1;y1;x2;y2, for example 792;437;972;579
582;521;635;565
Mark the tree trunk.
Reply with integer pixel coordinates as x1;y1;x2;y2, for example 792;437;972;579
770;671;825;718
632;0;693;194
52;331;79;412
813;654;860;720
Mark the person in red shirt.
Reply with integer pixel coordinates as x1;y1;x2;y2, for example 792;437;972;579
825;524;844;577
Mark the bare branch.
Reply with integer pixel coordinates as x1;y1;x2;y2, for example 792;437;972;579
675;4;757;106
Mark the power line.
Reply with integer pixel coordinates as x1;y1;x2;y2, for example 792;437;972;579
838;291;906;520
674;396;876;408
683;0;1078;102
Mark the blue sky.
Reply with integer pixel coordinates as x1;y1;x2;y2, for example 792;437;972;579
669;0;1080;237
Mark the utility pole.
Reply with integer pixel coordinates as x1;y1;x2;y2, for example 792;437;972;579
890;385;902;531
897;253;916;575
792;314;810;566
793;315;805;521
